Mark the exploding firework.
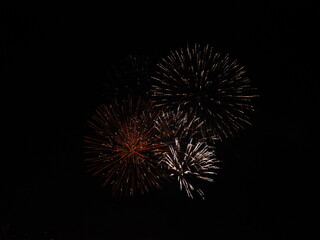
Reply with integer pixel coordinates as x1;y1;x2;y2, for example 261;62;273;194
103;55;155;100
151;43;257;140
84;97;170;196
160;138;219;199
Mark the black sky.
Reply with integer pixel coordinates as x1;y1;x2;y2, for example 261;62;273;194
1;2;317;239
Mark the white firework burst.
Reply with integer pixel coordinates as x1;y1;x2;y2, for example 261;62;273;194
151;43;258;141
160;138;219;199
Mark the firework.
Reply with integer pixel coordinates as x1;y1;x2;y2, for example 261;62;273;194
160;138;219;199
103;55;154;100
151;43;257;141
84;97;170;196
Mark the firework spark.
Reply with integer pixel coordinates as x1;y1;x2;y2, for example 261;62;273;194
160;138;219;199
151;43;257;141
84;97;170;196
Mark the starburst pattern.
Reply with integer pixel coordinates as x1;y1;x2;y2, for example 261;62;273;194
84;97;170;196
160;138;219;199
151;43;257;140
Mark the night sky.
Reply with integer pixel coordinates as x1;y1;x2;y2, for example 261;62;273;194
1;2;316;239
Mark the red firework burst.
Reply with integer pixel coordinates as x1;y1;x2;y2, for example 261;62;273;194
84;97;170;196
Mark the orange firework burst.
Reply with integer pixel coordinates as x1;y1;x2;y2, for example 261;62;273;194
84;97;170;196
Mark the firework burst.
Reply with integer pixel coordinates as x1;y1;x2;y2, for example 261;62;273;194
84;97;170;196
160;138;219;199
151;43;257;141
103;55;154;99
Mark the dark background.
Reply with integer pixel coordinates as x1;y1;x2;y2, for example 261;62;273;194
1;2;317;239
